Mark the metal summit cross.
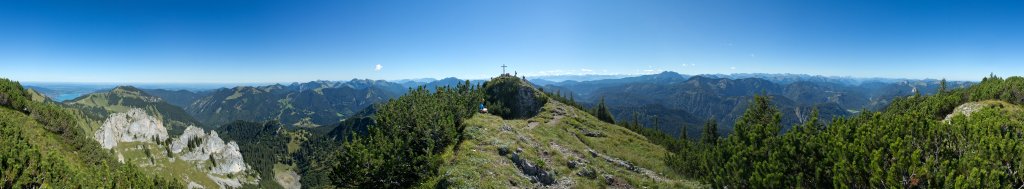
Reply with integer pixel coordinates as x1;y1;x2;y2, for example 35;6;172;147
501;64;508;74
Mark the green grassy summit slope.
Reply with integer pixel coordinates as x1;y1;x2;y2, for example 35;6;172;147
436;76;699;188
433;94;699;187
25;88;50;102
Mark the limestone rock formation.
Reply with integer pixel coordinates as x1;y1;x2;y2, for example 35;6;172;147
94;108;169;149
172;126;250;174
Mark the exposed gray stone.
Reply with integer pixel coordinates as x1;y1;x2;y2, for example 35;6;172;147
509;152;555;185
94;108;169;149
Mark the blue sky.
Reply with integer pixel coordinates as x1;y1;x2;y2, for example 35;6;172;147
1;0;1022;83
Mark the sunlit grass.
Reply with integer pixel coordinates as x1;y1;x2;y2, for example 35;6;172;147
429;101;701;188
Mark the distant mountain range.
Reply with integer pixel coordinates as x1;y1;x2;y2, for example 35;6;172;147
537;71;974;137
529;74;632;83
147;79;403;128
139;78;483;128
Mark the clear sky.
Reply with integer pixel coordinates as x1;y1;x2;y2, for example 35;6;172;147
1;0;1021;83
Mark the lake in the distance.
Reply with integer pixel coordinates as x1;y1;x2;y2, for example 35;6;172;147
53;93;85;102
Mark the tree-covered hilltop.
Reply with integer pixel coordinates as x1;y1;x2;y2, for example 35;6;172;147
664;75;1024;188
0;78;182;188
482;75;548;119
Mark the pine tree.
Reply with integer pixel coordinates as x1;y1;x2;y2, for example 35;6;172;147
701;118;719;144
652;115;660;132
721;95;784;187
165;145;173;158
595;96;615;124
679;124;688;140
209;154;217;168
632;112;640;129
939;78;948;94
569;92;575;104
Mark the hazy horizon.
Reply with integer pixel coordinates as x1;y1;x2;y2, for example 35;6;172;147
16;71;982;85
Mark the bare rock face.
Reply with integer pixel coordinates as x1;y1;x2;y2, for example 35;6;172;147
173;126;250;174
514;86;545;118
210;141;247;174
275;169;302;189
179;129;226;161
94;108;170;149
171;126;208;153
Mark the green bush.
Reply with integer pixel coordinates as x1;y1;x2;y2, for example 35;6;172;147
0;78;29;112
331;81;482;188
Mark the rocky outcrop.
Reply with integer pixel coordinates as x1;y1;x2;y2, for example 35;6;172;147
94;108;169;149
172;126;249;174
208;174;243;188
603;174;633;189
211;141;248;174
580;129;605;137
513;86;545;118
186;181;204;189
171;126;207;153
944;102;987;123
95;109;253;188
506;148;555;185
275;169;301;189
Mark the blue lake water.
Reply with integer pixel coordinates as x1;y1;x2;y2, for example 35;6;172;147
53;93;85;102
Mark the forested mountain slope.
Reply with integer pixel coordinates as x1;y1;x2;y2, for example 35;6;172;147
142;88;209;109
0;78;182;188
215;120;301;189
183;81;401;128
666;75;1024;188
